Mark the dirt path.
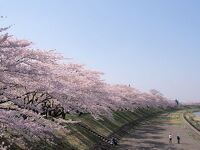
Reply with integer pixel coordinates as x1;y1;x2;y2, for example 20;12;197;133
116;111;200;150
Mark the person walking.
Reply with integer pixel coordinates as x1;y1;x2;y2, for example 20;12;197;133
169;133;172;144
177;135;180;144
110;137;118;146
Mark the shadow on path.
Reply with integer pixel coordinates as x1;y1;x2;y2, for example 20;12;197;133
116;113;200;150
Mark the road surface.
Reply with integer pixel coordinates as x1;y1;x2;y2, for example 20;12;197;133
116;111;200;150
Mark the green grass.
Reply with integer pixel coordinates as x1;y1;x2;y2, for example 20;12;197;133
3;106;197;150
60;106;199;150
18;107;174;150
184;111;200;132
62;107;167;150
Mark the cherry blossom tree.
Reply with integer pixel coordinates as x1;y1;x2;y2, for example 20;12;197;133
0;19;181;150
0;25;176;119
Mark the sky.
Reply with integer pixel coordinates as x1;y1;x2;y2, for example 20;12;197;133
0;0;200;102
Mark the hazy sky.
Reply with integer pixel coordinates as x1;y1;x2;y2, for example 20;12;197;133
0;0;200;102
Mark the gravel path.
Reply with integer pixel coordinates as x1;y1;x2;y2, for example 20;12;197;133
116;111;200;150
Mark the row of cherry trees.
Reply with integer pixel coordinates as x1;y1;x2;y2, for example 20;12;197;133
0;25;177;147
0;26;176;119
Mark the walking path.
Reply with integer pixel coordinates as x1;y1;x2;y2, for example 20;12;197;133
116;111;200;150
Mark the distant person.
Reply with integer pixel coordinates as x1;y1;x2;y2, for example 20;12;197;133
177;135;180;144
169;133;172;144
113;137;118;145
110;137;118;146
109;140;113;145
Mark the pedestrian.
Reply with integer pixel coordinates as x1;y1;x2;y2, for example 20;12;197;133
113;137;118;145
177;135;180;144
169;133;172;144
110;137;118;146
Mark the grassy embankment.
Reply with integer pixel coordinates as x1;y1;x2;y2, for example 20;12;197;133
60;107;173;150
183;105;200;133
0;106;180;150
154;109;182;125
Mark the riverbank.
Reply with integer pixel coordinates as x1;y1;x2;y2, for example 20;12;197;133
184;110;200;133
193;112;200;121
63;107;168;150
116;109;200;150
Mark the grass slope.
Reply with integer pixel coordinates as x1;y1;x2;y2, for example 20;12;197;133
62;107;167;150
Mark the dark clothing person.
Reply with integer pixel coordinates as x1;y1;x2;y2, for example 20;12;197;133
177;136;180;144
110;137;118;146
113;137;118;145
